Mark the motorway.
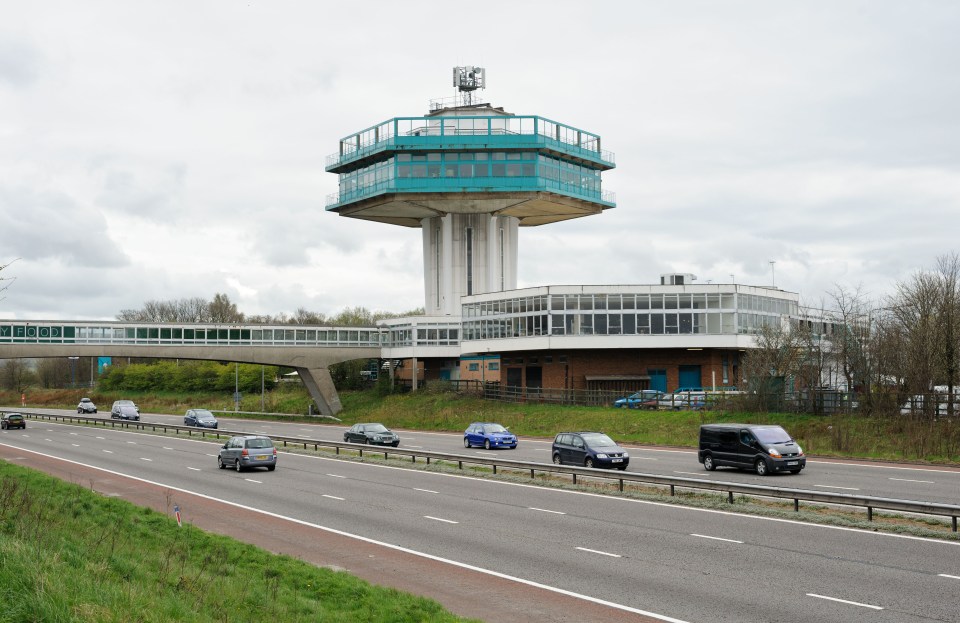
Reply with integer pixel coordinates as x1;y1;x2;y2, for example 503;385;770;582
25;408;960;506
2;412;960;622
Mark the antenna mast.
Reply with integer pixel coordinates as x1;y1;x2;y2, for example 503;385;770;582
452;66;486;107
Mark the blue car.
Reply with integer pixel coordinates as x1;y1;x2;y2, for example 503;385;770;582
464;422;517;449
613;390;664;409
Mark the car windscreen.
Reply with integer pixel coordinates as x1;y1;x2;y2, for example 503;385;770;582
752;426;792;444
483;424;508;433
581;433;617;447
119;406;137;413
366;424;389;433
245;438;274;449
194;410;215;419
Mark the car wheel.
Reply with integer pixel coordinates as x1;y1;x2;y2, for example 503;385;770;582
218;456;225;469
484;439;491;450
552;453;562;465
755;459;768;476
703;454;716;471
235;459;242;473
463;437;470;448
78;408;82;413
585;457;595;468
267;465;276;471
1;423;6;430
93;409;97;413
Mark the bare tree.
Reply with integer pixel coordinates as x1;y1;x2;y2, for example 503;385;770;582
741;322;809;412
0;258;18;302
0;358;35;393
208;293;244;323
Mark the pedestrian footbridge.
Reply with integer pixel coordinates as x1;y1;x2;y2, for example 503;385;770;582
0;321;382;416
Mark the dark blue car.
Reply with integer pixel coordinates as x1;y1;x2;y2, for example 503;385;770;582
613;390;664;409
464;422;517;449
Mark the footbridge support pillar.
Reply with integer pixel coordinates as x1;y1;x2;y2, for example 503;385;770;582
296;367;342;417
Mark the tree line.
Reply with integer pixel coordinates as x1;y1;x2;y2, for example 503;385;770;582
743;253;960;418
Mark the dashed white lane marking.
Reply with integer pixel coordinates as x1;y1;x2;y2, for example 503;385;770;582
244;479;262;484
691;534;743;544
813;484;860;491
322;494;345;501
327;473;346;478
44;438;52;442
424;516;458;524
806;593;883;610
69;433;77;436
0;443;698;622
413;488;438;494
475;452;498;457
163;447;174;450
406;445;423;448
576;547;622;558
127;441;137;444
140;458;152;462
187;467;201;471
889;477;935;484
532;448;548;451
102;450;113;453
631;456;659;460
96;436;105;440
529;507;566;515
71;444;80;447
940;573;960;580
206;454;216;457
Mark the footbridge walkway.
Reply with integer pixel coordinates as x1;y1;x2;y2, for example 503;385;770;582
0;320;382;416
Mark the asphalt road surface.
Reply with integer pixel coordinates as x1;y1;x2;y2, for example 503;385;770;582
2;418;959;622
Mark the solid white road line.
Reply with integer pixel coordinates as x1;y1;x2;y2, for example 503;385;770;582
813;484;860;491
406;445;423;448
413;488;438;494
691;534;743;544
475;452;498;456
0;442;698;622
940;573;960;580
674;471;708;476
576;547;622;558
529;507;566;515
806;593;883;610
889;477;935;484
322;494;344;501
424;516;459;524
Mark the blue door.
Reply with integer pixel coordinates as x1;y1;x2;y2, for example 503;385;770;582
678;365;702;390
648;369;667;393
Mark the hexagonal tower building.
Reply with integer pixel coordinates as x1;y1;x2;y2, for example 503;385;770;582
325;67;615;316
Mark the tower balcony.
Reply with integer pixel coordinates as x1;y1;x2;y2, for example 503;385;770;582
325;115;615;174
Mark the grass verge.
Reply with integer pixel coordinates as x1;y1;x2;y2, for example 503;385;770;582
0;460;475;623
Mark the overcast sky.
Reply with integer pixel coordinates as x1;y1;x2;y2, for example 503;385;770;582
1;1;958;322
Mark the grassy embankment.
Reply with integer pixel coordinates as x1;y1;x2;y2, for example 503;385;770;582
0;461;474;623
3;385;959;464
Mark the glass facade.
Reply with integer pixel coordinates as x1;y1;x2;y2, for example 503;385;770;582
326;113;615;211
461;290;798;341
332;152;608;207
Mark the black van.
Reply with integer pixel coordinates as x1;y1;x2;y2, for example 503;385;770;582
698;424;805;476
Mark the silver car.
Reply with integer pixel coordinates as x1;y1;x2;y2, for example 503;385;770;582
218;435;277;472
77;398;97;414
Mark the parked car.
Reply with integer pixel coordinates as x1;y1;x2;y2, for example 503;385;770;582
656;391;707;411
1;412;26;430
111;400;140;418
343;423;400;446
612;390;664;409
218;435;277;472
552;432;629;470
112;405;140;421
463;422;517;449
698;423;805;476
184;408;218;429
77;398;97;414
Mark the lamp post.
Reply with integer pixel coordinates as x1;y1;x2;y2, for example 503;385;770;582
68;356;79;388
770;260;776;287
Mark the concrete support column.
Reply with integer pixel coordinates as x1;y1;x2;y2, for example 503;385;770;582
488;216;499;291
296;367;342;417
411;356;418;392
441;214;454;315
